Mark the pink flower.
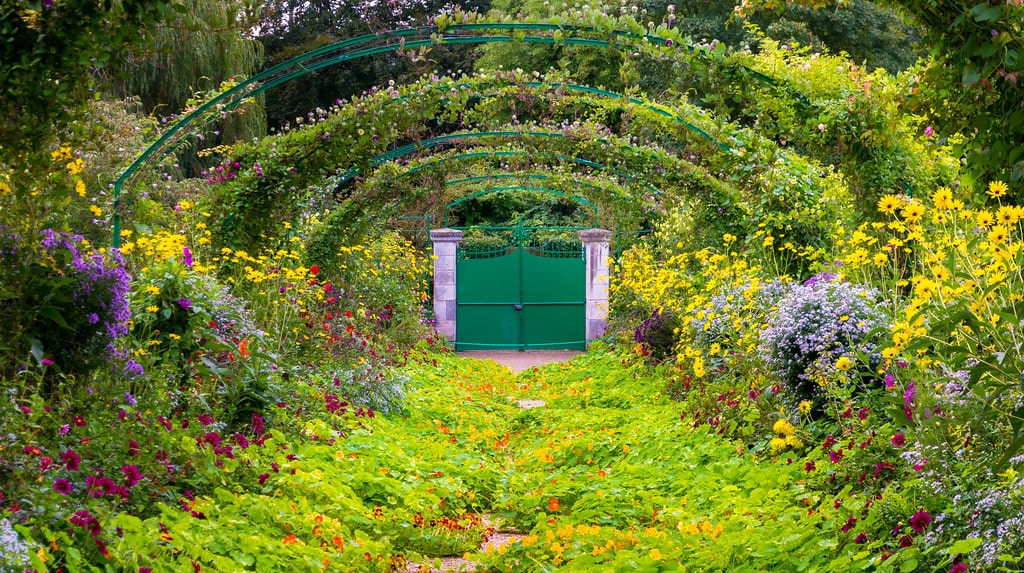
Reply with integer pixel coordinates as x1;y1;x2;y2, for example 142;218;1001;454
891;432;906;447
913;458;928;471
949;563;968;573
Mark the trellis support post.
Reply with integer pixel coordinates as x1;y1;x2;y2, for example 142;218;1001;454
430;228;464;343
579;228;613;346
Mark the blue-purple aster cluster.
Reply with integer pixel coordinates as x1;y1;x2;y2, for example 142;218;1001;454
35;230;135;376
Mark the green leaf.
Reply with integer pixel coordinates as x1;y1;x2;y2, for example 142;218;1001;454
39;305;70;328
962;66;981;86
971;3;1002;22
947;537;983;556
900;558;919;571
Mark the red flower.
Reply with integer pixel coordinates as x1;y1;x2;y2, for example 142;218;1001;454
309;265;320;276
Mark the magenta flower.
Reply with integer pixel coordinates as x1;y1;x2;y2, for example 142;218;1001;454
54;478;72;495
177;298;192;311
121;464;142;487
891;432;906;447
182;247;193;269
949;563;968;573
924;125;934;137
910;509;933;534
61;449;81;471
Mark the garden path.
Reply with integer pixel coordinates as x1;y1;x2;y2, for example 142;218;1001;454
456;350;582;374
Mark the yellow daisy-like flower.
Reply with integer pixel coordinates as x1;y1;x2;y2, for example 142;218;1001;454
144;285;161;295
0;181;10;195
931;186;953;210
996;205;1020;225
901;202;925;222
872;252;888;266
834;356;853;372
75;179;86;197
976;210;994;228
988;180;1009;198
988;225;1009;245
146;305;159;313
798;401;813;414
877;194;902;215
89;205;102;217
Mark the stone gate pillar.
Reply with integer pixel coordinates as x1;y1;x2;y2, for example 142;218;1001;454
579;228;613;345
430;228;464;342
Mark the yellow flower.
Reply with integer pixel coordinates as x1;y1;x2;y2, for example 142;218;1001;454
0;181;10;195
51;145;72;162
834;356;853;372
931;186;953;210
146;305;159;313
144;285;161;295
89;205;102;217
996;205;1020;225
988;225;1009;246
900;202;925;222
872;252;888;266
649;548;663;560
66;158;84;175
976;210;994;227
773;419;796;436
769;437;787;453
75;179;86;197
877;194;901;215
988;180;1009;198
798;401;812;414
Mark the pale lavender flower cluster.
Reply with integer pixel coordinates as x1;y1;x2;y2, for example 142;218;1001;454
690;278;788;348
0;517;30;571
759;274;886;402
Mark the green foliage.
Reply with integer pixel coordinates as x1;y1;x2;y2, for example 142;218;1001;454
0;0;174;163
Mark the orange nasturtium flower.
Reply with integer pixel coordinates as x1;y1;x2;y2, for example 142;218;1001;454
238;339;250;358
282;533;300;545
548;498;560;512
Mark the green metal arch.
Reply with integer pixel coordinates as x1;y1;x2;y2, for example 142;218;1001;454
442;185;598;227
112;18;796;246
332;131;663;196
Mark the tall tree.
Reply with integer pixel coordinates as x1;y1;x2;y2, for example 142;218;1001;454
105;0;266;175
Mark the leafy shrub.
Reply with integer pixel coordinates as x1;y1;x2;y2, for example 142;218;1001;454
758;274;886;406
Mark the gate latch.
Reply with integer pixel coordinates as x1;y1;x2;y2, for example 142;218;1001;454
513;304;523;310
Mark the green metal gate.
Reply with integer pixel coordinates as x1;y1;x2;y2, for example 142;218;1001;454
456;226;585;350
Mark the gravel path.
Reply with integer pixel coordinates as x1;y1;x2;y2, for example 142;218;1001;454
456;350;582;374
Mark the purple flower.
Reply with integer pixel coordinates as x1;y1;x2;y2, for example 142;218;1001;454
54;478;72;495
59;424;70;436
182;247;193;269
910;509;933;534
124;392;137;407
177;298;192;311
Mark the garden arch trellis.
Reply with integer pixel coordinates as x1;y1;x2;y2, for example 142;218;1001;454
110;12;818;248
